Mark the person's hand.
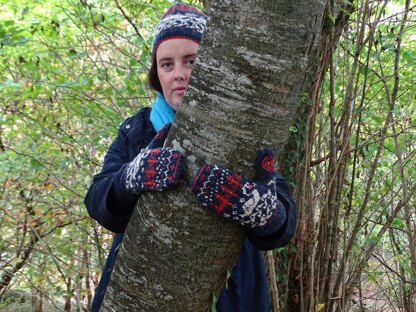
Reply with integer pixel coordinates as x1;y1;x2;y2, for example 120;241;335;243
191;149;287;236
121;123;185;194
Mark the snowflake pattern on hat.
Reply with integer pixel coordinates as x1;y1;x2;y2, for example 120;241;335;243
152;2;207;58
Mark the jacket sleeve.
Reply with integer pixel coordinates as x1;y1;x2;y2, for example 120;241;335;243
246;173;297;251
84;121;139;234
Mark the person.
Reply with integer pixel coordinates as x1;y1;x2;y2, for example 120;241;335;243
84;2;296;311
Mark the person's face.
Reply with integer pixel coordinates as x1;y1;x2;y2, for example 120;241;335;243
156;38;199;111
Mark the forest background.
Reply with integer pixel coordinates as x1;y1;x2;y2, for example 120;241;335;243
0;0;415;311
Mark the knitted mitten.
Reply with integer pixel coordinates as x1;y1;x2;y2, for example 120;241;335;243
191;149;286;236
120;123;185;194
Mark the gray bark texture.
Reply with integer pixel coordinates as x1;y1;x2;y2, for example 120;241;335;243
101;0;325;311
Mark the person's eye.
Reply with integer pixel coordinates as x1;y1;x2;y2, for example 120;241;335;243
185;58;195;67
161;62;173;70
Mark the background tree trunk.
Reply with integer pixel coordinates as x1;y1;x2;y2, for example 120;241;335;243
102;0;325;310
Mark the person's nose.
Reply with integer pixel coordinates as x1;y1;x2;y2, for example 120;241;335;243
173;64;187;81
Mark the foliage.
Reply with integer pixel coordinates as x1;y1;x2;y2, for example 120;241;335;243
281;0;416;311
0;0;414;311
0;0;176;310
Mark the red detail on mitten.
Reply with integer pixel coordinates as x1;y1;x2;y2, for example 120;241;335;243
261;155;276;173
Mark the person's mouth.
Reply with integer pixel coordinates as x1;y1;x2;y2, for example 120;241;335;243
173;87;186;96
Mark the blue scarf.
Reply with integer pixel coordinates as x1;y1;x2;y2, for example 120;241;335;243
150;92;176;132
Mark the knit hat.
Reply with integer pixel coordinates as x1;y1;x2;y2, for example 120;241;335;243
152;2;207;62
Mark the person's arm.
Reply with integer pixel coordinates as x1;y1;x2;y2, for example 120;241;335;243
84;120;138;233
191;149;297;250
85;122;185;233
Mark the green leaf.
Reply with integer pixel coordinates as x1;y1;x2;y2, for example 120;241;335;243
365;235;380;246
328;14;335;26
211;293;217;312
225;269;231;289
392;218;405;229
381;43;394;51
55;228;62;236
29;158;42;169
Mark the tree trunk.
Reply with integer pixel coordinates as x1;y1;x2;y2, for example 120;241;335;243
102;0;325;310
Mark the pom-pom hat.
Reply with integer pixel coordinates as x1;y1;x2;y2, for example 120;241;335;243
152;2;207;63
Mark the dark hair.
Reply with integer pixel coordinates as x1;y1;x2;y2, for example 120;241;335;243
148;60;162;93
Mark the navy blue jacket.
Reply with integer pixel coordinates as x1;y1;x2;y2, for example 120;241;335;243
84;107;297;311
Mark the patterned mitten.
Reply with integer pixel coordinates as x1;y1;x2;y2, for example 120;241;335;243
191;149;287;236
120;123;185;194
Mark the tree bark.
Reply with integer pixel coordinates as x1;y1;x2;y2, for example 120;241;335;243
102;0;325;310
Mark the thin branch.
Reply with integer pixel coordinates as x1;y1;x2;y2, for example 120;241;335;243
372;252;416;285
114;0;143;39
